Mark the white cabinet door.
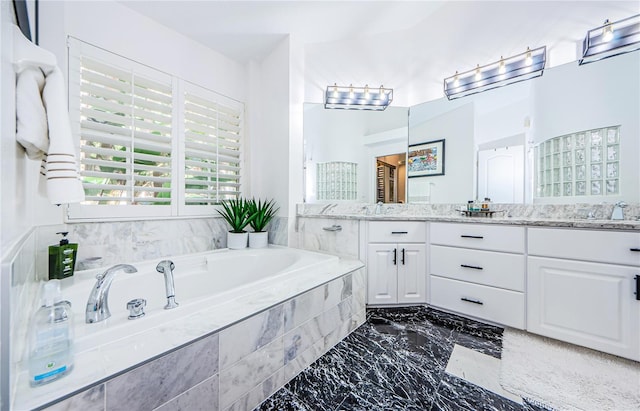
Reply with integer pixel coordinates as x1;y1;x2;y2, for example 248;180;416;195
528;257;640;361
367;244;398;304
397;243;426;304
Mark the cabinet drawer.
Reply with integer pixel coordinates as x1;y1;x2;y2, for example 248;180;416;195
430;222;525;253
430;245;525;291
528;228;640;266
368;221;426;243
430;276;525;329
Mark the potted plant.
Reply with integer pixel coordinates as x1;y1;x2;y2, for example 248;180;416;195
217;198;256;249
247;198;279;248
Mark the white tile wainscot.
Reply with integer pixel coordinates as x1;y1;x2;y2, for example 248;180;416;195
34;263;365;411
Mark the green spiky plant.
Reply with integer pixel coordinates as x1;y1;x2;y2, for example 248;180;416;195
217;198;257;233
247;198;279;232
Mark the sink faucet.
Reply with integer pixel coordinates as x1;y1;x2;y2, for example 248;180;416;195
86;264;137;323
156;260;179;309
611;201;627;220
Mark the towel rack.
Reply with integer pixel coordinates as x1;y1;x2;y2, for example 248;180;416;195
12;24;56;74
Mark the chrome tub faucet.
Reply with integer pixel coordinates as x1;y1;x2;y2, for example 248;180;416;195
611;201;627;220
86;264;137;323
156;260;179;309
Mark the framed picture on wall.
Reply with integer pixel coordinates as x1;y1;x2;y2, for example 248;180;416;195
407;139;445;177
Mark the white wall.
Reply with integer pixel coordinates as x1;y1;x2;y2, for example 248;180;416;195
29;0;248;226
247;37;291;217
407;103;475;204
1;2;34;254
532;52;640;203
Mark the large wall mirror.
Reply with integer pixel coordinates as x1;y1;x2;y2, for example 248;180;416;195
304;50;639;205
303;105;409;203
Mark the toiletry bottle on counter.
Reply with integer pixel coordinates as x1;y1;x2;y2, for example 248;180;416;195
28;280;74;386
48;232;77;280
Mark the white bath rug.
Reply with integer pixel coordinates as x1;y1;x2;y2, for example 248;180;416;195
500;328;640;411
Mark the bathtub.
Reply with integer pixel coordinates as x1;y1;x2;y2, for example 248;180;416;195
13;246;363;411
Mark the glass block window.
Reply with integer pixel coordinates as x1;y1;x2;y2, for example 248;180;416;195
535;125;620;198
317;162;358;201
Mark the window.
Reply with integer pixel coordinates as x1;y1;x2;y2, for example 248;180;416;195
534;125;620;198
67;39;244;220
183;83;242;206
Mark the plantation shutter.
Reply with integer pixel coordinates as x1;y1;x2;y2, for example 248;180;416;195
78;56;173;206
183;86;243;205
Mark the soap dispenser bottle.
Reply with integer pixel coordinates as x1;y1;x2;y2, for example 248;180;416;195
48;232;78;280
28;280;74;386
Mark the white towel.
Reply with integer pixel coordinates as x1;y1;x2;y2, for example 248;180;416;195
40;67;85;205
13;24;85;205
15;67;49;159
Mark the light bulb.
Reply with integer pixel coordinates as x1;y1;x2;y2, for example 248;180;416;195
453;71;460;87
525;47;533;66
364;85;370;98
332;83;338;98
602;19;614;42
499;57;506;74
349;84;354;98
379;85;386;101
474;65;481;81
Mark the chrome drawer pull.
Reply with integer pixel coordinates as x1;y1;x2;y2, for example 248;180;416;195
630;248;640;252
460;264;483;270
461;235;484;239
391;231;408;234
461;297;483;305
322;225;342;232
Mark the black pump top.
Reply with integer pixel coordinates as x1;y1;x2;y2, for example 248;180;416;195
56;231;69;245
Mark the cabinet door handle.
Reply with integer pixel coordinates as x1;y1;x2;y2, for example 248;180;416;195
630;248;640;252
391;231;408;234
461;297;484;305
392;248;397;265
401;248;405;265
460;264;483;270
461;235;484;239
635;275;640;301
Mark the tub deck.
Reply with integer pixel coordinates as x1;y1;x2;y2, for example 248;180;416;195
13;246;363;411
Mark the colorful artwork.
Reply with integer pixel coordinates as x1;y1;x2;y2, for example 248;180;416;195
408;139;445;177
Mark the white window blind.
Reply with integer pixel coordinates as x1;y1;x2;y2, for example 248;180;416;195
183;85;243;205
67;38;245;221
79;57;173;205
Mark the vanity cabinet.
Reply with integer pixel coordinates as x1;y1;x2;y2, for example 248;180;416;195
367;221;426;304
527;228;640;361
429;222;526;329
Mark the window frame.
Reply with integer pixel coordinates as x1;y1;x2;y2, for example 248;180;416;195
66;38;244;222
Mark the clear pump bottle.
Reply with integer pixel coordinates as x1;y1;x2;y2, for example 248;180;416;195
28;280;74;386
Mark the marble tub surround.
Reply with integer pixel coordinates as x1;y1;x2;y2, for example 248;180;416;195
39;268;364;411
295;217;360;259
38;216;289;273
13;248;363;410
2;228;40;410
297;202;640;230
258;306;551;411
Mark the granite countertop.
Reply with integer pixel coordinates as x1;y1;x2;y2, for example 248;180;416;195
296;203;640;231
297;213;640;230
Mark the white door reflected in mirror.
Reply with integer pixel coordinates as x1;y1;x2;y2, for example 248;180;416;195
477;145;524;203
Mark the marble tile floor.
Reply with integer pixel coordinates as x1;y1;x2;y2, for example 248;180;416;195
256;306;552;411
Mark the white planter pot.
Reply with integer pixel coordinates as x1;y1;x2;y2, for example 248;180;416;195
227;231;248;249
249;231;268;248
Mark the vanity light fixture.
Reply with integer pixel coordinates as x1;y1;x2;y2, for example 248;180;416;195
443;46;546;100
324;83;393;110
579;14;640;65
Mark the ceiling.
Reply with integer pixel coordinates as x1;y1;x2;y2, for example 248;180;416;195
119;1;639;103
